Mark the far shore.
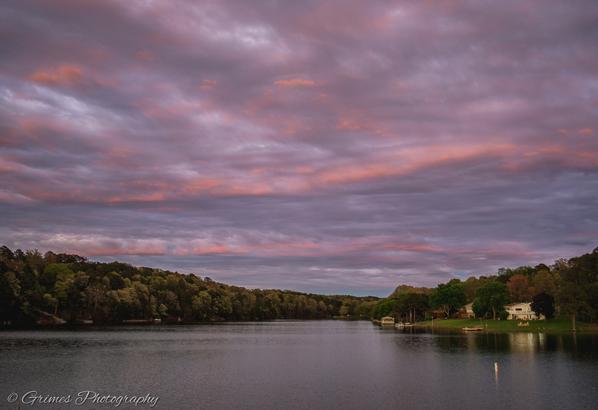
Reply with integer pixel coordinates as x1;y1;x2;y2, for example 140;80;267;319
410;318;598;333
0;317;371;330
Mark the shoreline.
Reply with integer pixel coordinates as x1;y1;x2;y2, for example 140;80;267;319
409;318;598;334
0;317;371;330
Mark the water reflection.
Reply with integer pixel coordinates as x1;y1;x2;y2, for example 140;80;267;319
391;328;598;359
1;322;598;410
389;329;598;409
494;361;499;385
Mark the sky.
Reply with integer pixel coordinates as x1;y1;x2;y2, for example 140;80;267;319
1;0;597;296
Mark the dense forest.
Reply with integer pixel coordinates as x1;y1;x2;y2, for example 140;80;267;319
372;247;598;328
0;246;378;325
1;246;597;327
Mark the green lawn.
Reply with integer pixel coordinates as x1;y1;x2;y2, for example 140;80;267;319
415;318;598;333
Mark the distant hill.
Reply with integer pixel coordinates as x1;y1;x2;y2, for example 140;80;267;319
0;246;379;326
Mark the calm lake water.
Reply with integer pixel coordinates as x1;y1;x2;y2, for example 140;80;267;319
1;321;598;409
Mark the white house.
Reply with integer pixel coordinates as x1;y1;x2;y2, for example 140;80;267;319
505;302;544;320
464;302;475;318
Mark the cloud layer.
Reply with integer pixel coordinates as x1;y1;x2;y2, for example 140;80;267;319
1;0;597;295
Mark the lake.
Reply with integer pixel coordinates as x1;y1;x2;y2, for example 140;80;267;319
1;321;598;409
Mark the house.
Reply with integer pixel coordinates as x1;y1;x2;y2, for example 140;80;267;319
464;302;475;318
505;302;544;320
380;316;395;327
457;302;475;318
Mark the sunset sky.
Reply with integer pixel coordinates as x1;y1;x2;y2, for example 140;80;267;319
1;0;597;295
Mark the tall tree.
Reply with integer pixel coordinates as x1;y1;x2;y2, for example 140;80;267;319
555;249;598;329
430;280;466;318
507;274;532;302
558;282;586;332
397;292;429;323
531;292;555;320
532;270;558;297
473;281;510;320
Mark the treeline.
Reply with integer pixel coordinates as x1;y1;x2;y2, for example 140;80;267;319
0;246;378;325
3;246;597;327
372;247;598;326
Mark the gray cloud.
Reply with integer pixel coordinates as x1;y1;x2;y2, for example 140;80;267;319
1;0;597;296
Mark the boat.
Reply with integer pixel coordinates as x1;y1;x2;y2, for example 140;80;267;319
36;311;67;326
462;327;484;332
74;319;94;325
395;322;415;329
380;316;395;327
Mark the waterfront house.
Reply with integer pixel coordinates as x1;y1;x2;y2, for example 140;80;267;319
380;316;395;327
464;302;475;318
505;302;544;320
457;302;475;318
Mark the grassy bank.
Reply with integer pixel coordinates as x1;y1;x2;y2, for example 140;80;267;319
415;318;598;333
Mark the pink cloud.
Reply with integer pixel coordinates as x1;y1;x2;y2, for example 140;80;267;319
274;78;316;87
80;246;167;256
191;244;237;255
29;65;83;87
315;144;516;185
106;192;168;204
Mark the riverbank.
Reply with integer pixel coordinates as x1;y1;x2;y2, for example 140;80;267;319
415;318;598;333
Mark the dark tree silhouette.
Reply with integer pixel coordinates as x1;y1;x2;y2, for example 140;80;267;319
531;292;555;319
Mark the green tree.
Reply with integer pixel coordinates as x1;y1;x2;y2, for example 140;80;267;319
85;282;109;323
0;271;21;321
52;265;76;315
191;291;212;321
558;281;587;332
430;280;466;318
473;281;510;320
212;292;233;319
157;303;168;318
372;298;398;319
555;250;598;329
1;246;385;324
532;270;558;296
108;287;143;321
